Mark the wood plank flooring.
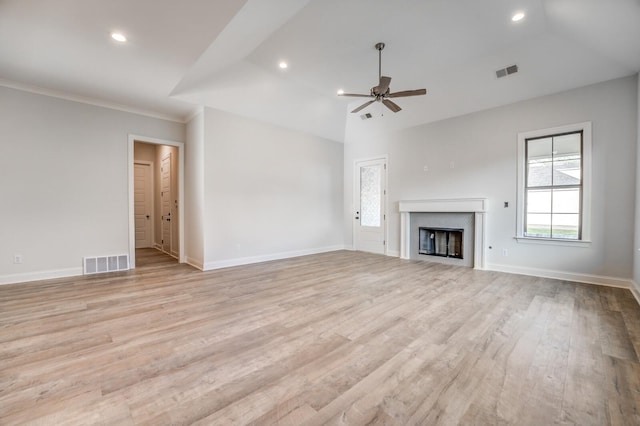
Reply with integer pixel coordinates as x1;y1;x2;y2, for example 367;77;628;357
1;249;639;425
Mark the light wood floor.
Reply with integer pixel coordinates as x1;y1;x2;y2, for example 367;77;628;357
1;249;639;425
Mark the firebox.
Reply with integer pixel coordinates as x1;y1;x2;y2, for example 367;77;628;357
418;227;463;259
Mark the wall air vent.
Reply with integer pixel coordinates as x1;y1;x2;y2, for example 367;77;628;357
360;112;373;120
83;255;129;275
496;64;518;79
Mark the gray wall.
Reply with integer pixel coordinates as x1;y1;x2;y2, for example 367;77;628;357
0;86;185;283
634;73;640;292
201;107;344;268
345;75;638;282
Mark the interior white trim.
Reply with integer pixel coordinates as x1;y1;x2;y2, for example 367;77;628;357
516;121;592;244
488;263;632;289
353;156;388;255
387;249;400;258
631;282;640;307
185;257;204;271
0;78;184;123
128;134;186;268
399;198;488;213
0;267;83;286
399;198;488;269
515;236;592;247
203;245;346;271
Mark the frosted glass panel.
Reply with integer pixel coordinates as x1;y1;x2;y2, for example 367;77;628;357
360;165;381;227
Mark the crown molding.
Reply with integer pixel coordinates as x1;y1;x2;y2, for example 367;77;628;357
0;78;188;124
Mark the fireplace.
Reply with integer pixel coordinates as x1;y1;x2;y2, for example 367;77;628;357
398;198;487;269
419;227;463;259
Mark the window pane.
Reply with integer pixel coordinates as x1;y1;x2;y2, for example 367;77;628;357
551;214;579;239
553;133;581;185
527;189;551;213
527;138;552;187
526;214;551;238
552;188;580;213
360;165;381;227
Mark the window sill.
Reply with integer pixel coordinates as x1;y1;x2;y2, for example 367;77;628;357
514;236;592;247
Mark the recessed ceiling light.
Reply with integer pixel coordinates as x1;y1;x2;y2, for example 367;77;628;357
279;61;288;69
111;32;127;42
337;89;344;95
512;12;525;22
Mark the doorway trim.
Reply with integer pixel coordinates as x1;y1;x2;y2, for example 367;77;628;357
128;134;185;268
353;155;388;255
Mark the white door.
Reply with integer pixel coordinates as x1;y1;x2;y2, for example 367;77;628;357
161;154;172;254
354;158;387;254
134;163;153;248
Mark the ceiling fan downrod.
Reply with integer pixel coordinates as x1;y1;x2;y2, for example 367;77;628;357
375;42;385;82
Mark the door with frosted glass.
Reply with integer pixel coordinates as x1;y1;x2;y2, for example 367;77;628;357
354;158;386;254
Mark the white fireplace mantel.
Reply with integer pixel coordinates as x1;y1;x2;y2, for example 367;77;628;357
399;198;487;269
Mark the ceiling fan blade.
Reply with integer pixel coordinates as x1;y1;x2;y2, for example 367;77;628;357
377;76;391;94
339;93;373;98
351;100;376;113
382;99;402;113
387;88;427;98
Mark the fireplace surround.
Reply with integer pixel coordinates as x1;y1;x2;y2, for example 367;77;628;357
399;198;487;269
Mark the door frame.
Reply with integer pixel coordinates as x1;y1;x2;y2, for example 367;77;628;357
160;152;172;256
128;134;185;268
133;160;154;248
353;155;388;255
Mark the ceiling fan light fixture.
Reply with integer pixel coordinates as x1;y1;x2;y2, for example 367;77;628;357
512;12;525;22
279;61;288;69
111;32;127;42
337;89;344;95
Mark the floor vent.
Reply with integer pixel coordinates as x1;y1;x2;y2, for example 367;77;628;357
84;255;129;275
496;64;518;79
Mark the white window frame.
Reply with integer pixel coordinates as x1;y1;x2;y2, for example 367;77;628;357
516;122;592;246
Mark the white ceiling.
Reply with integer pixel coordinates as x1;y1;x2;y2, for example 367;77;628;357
1;0;639;142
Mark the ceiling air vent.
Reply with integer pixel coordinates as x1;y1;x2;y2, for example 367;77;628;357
496;64;518;79
360;112;373;120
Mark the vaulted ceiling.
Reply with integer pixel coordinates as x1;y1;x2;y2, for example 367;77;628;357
1;0;639;142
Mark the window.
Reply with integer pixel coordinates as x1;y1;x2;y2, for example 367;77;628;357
516;122;591;245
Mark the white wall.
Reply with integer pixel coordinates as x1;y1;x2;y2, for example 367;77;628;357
345;75;638;284
634;73;640;295
0;86;184;284
202;107;344;269
184;111;205;268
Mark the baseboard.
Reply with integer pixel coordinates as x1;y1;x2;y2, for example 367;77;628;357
631;281;640;306
185;257;204;271
0;267;84;286
387;249;400;257
487;263;633;289
202;245;346;271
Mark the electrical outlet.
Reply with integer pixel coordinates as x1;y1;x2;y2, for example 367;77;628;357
14;254;23;264
502;249;508;257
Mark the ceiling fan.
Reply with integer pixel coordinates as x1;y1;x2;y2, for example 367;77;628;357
338;42;427;113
